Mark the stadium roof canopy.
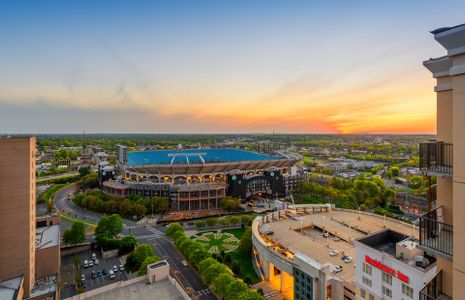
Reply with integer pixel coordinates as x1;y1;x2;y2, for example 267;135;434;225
127;148;283;166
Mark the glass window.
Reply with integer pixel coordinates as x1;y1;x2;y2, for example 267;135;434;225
382;272;393;285
362;276;372;287
362;263;372;275
369;294;374;300
382;286;392;298
360;288;366;299
402;283;414;298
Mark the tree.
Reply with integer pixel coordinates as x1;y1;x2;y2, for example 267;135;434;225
238;227;253;257
189;247;210;267
78;173;99;190
137;255;161;275
199;257;218;273
202;263;231;284
125;243;154;273
166;223;184;238
219;197;241;210
149;196;169;213
119;235;137;255
390;167;400;177
212;273;235;296
63;221;86;246
95;214;123;246
78;166;91;177
224;280;249;300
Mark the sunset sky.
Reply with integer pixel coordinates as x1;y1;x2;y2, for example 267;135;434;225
1;0;465;134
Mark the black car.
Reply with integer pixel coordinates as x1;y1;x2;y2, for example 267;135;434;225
102;269;107;276
91;270;97;279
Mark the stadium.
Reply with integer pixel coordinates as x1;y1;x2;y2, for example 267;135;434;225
100;146;303;211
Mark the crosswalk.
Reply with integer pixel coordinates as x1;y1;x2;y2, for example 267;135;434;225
133;234;161;239
194;289;211;296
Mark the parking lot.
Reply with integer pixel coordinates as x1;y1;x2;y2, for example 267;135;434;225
61;249;128;299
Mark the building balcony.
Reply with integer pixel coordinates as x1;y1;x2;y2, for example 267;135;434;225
418;207;453;259
419;270;452;300
419;142;453;177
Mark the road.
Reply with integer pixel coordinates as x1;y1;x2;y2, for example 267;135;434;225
55;185;215;300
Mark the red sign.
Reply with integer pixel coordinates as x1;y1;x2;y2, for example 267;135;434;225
365;256;409;284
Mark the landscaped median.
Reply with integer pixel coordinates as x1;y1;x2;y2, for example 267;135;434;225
166;223;263;300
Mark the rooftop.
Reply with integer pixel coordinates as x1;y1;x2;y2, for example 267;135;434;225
87;279;184;300
127;148;283;166
256;207;417;283
357;229;408;256
149;260;168;269
357;229;436;272
431;23;465;35
36;224;60;250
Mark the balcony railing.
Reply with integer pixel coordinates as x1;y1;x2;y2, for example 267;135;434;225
419;270;451;300
419;142;453;176
419;207;453;258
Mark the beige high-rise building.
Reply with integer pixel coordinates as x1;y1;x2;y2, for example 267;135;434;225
420;23;465;299
0;137;36;297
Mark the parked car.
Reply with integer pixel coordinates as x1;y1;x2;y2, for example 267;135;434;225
329;250;339;257
91;270;97;279
333;265;343;273
97;270;102;277
80;274;86;282
92;253;97;261
333;236;341;242
113;265;118;273
102;269;108;276
109;270;115;280
83;260;89;268
323;232;329;238
94;258;99;265
341;255;353;263
88;260;94;267
119;264;124;272
182;260;188;266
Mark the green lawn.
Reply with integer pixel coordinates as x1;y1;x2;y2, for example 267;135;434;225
194;231;239;253
193;228;261;284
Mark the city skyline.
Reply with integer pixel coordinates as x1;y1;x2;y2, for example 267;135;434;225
1;0;465;134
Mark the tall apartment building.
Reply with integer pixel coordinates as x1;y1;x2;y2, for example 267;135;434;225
420;23;465;299
0;137;36;297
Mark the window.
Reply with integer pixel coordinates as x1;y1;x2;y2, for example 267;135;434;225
369;294;374;300
362;263;372;275
360;288;366;299
382;286;392;298
402;283;413;298
362;276;372;287
382;272;393;285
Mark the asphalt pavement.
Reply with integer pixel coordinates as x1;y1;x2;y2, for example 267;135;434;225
54;185;216;300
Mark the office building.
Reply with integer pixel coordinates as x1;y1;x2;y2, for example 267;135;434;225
354;230;437;300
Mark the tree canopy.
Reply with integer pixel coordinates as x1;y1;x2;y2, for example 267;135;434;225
63;221;86;246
